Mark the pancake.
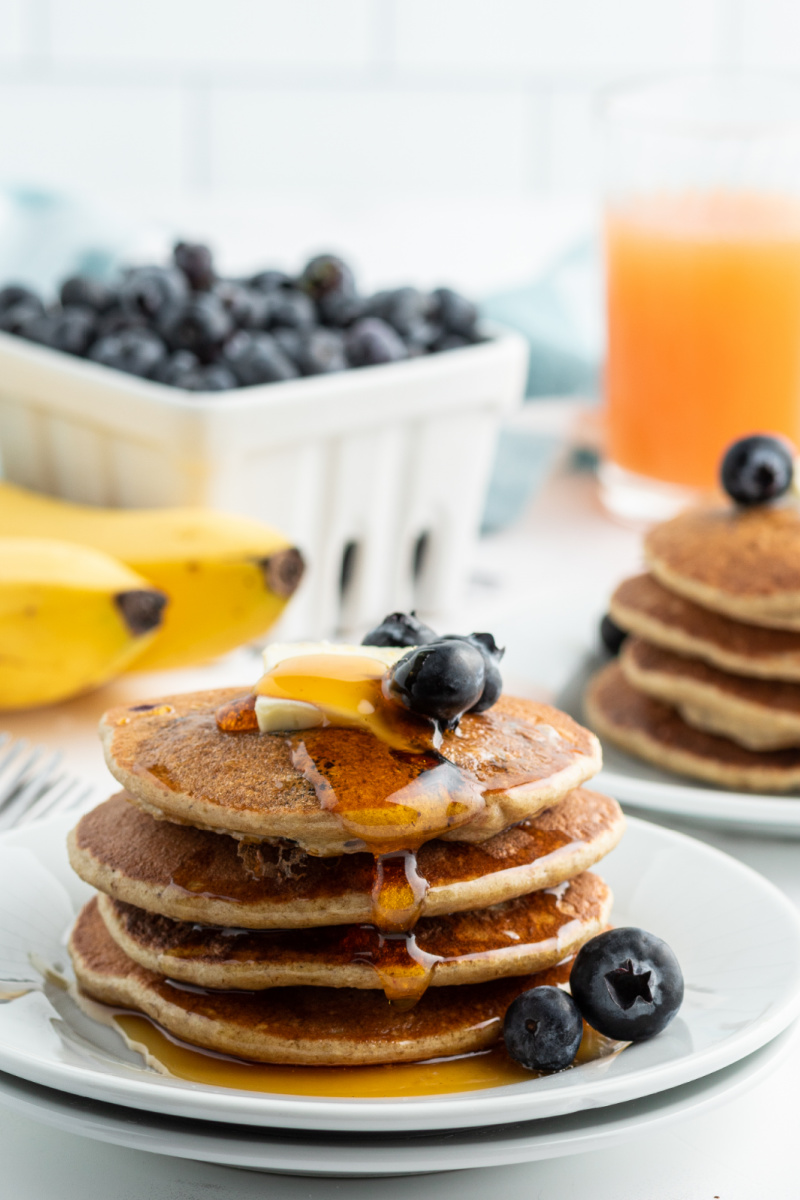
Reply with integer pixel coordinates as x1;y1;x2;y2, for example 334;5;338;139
645;506;800;630
69;790;624;929
585;661;800;792
95;873;610;993
621;637;800;751
69;897;574;1065
100;688;602;855
610;573;800;681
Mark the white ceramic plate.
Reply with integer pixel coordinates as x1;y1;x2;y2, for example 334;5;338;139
0;812;799;1134
559;655;800;836
0;1027;791;1177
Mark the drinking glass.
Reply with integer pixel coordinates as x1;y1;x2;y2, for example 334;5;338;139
600;73;800;520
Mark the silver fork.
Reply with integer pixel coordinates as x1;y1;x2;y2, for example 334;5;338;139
0;733;96;833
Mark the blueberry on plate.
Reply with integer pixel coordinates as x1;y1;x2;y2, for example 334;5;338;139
432;287;479;339
387;639;486;726
88;329;167;379
173;241;215;292
214;281;271;330
299;254;356;302
503;985;584;1072
345;317;408;366
0;298;45;335
720;434;794;507
268;288;317;333
443;632;504;713
119;266;188;322
570;927;684;1042
599;613;628;657
153;349;201;386
221;330;298;386
24;305;97;356
249;269;293;293
362;612;438;648
176;363;238;392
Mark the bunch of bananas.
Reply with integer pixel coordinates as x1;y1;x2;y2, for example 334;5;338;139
0;483;304;710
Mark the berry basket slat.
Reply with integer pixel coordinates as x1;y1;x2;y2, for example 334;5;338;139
0;328;527;638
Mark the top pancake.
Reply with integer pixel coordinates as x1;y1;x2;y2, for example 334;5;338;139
611;573;800;681
100;687;602;856
645;506;800;630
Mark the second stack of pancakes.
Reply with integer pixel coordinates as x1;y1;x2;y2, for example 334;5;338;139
67;654;625;1067
587;505;800;791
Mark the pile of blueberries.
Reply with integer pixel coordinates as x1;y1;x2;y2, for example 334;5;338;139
0;244;484;392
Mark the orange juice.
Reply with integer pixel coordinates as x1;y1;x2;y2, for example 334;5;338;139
605;192;800;488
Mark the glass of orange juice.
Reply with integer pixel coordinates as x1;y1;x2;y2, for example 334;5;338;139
600;74;800;520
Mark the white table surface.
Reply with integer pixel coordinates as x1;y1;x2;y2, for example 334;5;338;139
2;444;799;1198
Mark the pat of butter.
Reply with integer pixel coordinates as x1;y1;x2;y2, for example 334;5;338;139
255;695;324;733
262;641;409;672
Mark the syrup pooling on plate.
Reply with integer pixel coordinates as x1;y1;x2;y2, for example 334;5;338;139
111;1012;623;1096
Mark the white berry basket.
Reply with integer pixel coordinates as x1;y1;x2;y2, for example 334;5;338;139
0;328;527;639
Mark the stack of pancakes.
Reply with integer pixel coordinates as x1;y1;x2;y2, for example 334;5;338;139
67;682;625;1066
587;505;800;791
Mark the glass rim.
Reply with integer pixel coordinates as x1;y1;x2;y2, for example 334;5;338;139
597;69;800;139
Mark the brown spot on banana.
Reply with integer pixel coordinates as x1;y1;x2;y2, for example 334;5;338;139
259;547;305;598
114;589;169;636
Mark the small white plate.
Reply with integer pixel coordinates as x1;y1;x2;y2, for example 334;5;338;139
559;655;800;837
0;1027;791;1177
0;811;798;1134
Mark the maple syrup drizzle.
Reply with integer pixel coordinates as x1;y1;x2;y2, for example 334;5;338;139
212;654;489;1006
110;1011;624;1097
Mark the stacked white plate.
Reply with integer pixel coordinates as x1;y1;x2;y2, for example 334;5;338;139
0;813;798;1177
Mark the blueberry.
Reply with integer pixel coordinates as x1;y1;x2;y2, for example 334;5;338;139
600;614;627;657
214;281;271;330
345;317;407;367
249;269;293;293
296;328;347;375
0;285;41;313
443;632;504;713
175;363;238;392
221;330;298;386
299;254;356;301
503;985;584;1072
23;305;97;356
0;298;45;335
268;288;317;333
59;276;117;313
271;327;304;367
570;928;684;1042
404;320;439;356
387;639;486;727
432;287;479;338
362;612;438;648
376;287;434;337
153;349;201;385
173;241;215;292
317;288;364;328
720;434;794;507
159;294;233;363
119;265;188;322
88;329;167;378
434;332;472;352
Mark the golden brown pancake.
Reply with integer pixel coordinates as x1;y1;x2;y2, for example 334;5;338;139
586;661;800;792
69;898;574;1065
611;573;800;681
621;637;800;751
96;873;610;992
69;790;624;929
645;506;800;630
100;688;602;855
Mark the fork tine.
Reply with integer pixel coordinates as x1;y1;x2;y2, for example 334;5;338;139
0;749;63;814
0;743;56;810
0;772;73;832
20;779;94;826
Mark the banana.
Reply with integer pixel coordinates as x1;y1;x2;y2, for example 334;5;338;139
0;538;166;709
0;483;304;670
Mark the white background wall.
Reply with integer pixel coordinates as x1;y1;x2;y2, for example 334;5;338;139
0;0;794;205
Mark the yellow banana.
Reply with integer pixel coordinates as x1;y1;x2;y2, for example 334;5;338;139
0;537;167;709
0;483;304;670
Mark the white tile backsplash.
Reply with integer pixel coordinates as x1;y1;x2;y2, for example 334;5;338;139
49;0;377;69
393;0;727;74
0;0;791;201
208;86;540;197
0;82;187;192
